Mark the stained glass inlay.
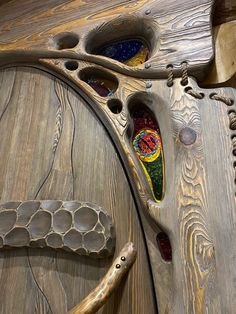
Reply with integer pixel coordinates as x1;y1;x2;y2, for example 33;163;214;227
96;39;149;66
156;232;172;262
85;77;117;97
132;107;164;201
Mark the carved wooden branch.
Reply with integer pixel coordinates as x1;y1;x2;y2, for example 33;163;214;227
68;242;137;314
0;200;115;258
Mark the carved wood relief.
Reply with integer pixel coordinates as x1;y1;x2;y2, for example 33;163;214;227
0;200;115;257
0;0;235;313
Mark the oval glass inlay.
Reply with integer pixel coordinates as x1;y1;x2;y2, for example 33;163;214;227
132;106;164;201
79;68;118;97
86;78;116;97
95;39;149;67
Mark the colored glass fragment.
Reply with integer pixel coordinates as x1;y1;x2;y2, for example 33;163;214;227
132;107;164;201
86;77;116;97
96;39;149;66
156;232;172;262
124;47;149;67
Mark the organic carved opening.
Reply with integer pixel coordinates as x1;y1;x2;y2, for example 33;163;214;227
156;232;172;262
65;60;79;71
53;32;79;50
85;16;158;66
79;67;118;97
129;99;164;202
107;99;123;114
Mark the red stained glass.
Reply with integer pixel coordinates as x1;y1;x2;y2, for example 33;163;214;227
156;232;172;262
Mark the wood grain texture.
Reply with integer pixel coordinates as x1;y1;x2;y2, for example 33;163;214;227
0;0;214;79
146;78;236;313
0;67;156;314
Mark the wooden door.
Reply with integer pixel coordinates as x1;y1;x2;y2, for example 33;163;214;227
0;66;157;314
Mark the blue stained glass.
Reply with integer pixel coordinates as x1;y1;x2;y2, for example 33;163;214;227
96;39;145;62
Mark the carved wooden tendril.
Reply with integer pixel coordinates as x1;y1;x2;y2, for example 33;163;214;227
69;242;137;314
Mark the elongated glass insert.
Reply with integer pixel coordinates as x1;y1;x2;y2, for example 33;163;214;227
79;68;118;97
156;232;172;262
132;106;164;201
96;39;149;66
86;78;116;97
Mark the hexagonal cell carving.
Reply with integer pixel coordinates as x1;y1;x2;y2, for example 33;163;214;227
40;200;62;212
17;201;40;226
74;207;98;232
29;211;52;239
0;200;115;258
0;201;21;210
63;201;81;211
53;210;72;233
0;211;16;235
84;231;105;252
64;229;83;250
5;228;30;247
46;233;63;249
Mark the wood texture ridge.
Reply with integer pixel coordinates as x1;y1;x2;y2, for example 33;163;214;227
0;200;115;258
69;242;137;314
0;0;214;79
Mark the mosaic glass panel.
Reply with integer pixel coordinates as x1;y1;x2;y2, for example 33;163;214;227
96;39;149;66
132;106;164;201
85;77;117;97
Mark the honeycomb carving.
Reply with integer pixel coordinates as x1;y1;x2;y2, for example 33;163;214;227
0;200;115;258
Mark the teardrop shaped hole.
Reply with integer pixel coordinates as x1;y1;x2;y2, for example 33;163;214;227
107;99;123;114
64;60;79;71
53;32;79;50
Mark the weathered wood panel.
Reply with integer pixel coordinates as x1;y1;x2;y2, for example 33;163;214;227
0;67;156;314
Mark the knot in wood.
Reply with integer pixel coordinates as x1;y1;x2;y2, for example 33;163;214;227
179;127;197;145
